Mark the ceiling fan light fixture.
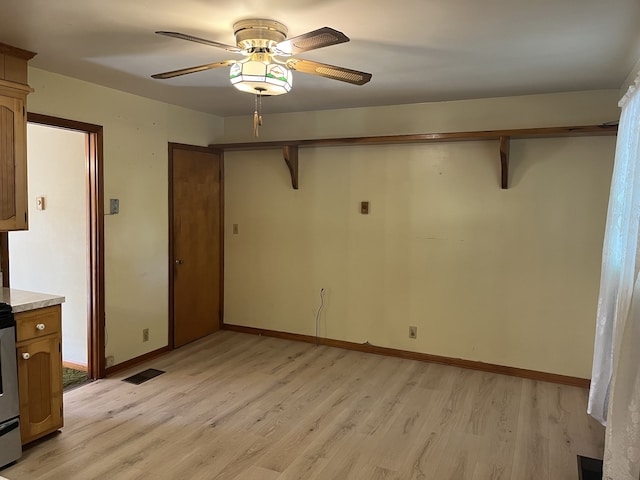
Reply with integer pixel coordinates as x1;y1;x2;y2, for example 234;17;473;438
229;60;293;96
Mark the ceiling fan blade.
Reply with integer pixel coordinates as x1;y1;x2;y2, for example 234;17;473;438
286;59;372;86
275;27;349;56
155;31;242;53
151;60;235;79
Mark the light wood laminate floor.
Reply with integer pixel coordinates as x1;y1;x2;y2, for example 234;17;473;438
3;331;604;480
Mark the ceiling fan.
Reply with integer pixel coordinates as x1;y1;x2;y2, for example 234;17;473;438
151;19;372;96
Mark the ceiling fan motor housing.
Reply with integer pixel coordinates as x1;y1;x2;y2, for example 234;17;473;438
233;19;288;52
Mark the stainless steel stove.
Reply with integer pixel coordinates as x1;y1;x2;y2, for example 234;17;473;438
0;302;21;469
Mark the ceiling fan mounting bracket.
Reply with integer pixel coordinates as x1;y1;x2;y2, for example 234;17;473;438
233;19;288;52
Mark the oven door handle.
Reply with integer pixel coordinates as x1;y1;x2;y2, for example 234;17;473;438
0;418;20;437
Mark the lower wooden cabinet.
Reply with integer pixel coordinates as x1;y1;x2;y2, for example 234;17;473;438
15;305;63;444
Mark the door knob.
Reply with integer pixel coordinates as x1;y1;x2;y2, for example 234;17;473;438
22;353;31;360
175;259;184;264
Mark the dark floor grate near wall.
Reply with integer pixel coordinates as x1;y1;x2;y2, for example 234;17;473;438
122;368;165;385
578;455;603;480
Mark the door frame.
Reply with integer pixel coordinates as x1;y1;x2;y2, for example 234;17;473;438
168;142;224;349
17;113;105;379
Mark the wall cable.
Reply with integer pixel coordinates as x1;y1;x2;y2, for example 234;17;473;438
315;288;325;346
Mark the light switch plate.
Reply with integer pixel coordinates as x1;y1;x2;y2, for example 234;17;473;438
36;196;45;210
110;199;119;214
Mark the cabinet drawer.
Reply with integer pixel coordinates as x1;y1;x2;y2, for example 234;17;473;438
16;306;61;342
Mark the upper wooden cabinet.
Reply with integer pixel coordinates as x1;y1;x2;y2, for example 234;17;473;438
0;42;35;231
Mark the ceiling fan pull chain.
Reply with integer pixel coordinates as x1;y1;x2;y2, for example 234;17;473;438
253;94;260;137
253;110;259;137
253;89;265;137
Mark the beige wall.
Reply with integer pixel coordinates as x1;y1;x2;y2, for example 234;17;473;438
223;90;620;142
26;67;225;366
20;67;620;378
223;90;619;378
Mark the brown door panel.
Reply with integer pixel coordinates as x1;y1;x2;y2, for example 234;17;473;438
170;146;223;348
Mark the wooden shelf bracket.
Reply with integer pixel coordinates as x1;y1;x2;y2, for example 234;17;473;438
500;136;510;189
282;145;299;190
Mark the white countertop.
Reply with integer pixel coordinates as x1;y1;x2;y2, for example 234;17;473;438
0;288;65;313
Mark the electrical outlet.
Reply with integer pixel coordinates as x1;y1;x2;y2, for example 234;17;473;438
142;328;149;342
109;198;119;214
106;355;115;368
409;326;417;339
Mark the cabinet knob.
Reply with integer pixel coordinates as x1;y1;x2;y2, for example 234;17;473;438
36;323;46;331
22;352;31;360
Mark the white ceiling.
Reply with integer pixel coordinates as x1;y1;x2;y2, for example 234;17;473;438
1;0;639;117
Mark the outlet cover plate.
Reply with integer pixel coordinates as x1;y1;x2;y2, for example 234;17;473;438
110;198;119;214
409;326;417;339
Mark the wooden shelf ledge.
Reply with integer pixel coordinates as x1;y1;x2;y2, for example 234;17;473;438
210;123;618;189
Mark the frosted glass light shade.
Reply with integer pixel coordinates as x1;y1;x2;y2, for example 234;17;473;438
230;61;293;95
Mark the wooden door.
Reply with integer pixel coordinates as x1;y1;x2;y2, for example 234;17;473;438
170;144;223;348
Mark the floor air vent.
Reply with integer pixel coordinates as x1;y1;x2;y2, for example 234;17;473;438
122;368;165;385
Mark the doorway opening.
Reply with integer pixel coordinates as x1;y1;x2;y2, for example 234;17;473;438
0;113;105;379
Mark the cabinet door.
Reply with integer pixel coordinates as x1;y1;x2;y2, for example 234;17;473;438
17;335;63;444
0;92;27;231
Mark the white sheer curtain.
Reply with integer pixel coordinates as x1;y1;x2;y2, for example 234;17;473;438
588;73;640;480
